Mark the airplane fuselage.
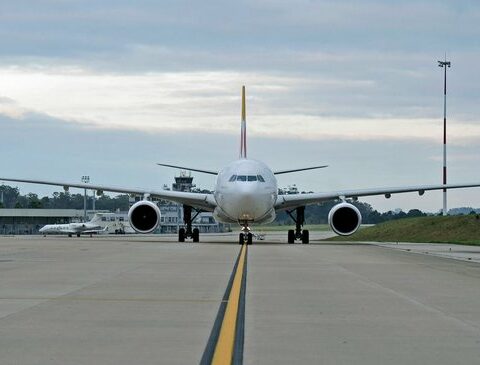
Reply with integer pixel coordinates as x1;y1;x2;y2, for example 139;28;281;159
39;222;102;235
213;159;278;224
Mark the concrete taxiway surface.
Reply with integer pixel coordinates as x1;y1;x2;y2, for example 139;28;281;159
1;233;480;364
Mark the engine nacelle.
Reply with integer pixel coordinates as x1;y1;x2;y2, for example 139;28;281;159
328;202;362;236
128;200;161;234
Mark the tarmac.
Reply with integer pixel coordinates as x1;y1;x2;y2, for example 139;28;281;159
1;232;480;364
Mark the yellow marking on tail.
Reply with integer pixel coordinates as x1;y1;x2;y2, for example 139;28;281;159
241;85;246;121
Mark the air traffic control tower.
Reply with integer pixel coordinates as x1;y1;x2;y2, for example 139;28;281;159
172;171;195;192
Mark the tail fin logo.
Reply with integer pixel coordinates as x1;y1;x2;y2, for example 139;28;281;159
240;85;247;159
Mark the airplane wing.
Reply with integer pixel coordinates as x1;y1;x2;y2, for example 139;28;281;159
83;226;109;234
273;165;328;175
0;177;217;211
157;163;218;175
275;182;480;211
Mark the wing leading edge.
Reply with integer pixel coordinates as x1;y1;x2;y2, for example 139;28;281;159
0;177;217;211
275;183;480;211
273;165;328;175
156;163;218;175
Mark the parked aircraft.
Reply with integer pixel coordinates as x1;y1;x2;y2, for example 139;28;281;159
39;213;109;237
3;87;480;244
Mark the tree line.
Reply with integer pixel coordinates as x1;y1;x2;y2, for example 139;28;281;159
274;200;427;225
0;185;129;211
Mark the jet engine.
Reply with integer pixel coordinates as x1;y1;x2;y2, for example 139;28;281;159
328;202;362;236
128;200;161;234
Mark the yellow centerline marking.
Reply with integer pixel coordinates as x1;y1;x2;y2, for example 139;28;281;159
211;244;247;365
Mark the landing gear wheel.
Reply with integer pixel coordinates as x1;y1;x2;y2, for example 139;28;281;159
76;233;81;238
178;228;185;242
247;233;253;245
192;228;200;242
68;234;72;238
288;230;295;244
287;206;307;244
239;233;244;245
302;229;309;244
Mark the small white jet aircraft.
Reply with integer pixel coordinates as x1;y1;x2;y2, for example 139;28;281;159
2;86;480;244
39;213;108;237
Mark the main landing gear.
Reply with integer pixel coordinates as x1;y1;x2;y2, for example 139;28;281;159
178;205;201;242
239;223;253;245
286;206;309;244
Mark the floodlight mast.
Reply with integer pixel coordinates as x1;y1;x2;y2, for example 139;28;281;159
81;175;90;221
438;58;451;216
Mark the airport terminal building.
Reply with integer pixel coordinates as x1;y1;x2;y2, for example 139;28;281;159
0;206;229;235
0;209;85;235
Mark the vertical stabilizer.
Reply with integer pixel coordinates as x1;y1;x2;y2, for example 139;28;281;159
240;86;247;158
90;213;104;223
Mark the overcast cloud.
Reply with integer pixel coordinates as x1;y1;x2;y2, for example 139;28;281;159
0;0;479;212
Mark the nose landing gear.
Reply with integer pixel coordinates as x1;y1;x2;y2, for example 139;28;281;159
286;206;309;244
239;223;253;245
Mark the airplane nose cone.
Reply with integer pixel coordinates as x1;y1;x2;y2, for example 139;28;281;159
226;187;271;221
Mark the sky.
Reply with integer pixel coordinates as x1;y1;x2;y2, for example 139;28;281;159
1;0;480;212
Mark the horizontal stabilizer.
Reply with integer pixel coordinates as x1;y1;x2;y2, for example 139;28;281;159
157;163;218;175
273;165;328;175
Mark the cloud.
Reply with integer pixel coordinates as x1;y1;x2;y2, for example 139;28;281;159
0;96;27;119
0;65;478;145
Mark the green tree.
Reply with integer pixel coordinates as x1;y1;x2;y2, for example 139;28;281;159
27;193;42;208
0;185;20;208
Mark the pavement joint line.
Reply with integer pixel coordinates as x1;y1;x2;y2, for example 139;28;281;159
200;244;248;365
0;297;226;303
0;263;146;324
335;261;480;334
373;243;480;265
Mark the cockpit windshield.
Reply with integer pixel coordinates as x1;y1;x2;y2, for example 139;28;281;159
230;175;265;182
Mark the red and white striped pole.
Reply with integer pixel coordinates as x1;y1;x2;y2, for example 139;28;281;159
438;58;451;216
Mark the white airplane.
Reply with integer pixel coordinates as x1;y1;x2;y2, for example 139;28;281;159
39;213;108;237
2;86;480;244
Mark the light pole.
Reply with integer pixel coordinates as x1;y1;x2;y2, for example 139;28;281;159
438;58;451;216
81;175;90;221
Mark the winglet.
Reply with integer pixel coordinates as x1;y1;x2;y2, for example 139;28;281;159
240;86;247;159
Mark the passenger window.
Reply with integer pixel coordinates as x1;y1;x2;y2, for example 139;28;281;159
257;175;265;182
229;175;237;182
247;175;257;182
236;175;247;182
